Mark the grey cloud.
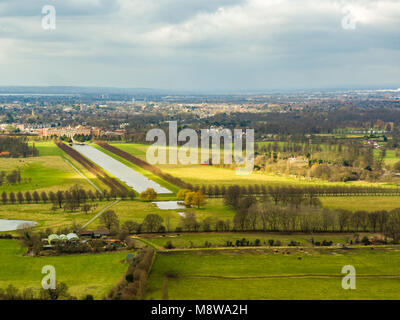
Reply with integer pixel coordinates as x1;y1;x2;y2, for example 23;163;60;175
0;0;398;91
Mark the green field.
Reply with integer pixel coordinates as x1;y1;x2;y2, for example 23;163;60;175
0;142;103;192
89;198;235;231
0;239;129;299
146;247;400;300
0;201;114;233
140;232;373;249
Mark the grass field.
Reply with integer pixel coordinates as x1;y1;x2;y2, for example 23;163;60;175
0;239;129;299
139;232;373;249
321;196;400;211
0;142;104;192
89;199;235;231
374;149;400;166
146;247;400;300
0;201;113;233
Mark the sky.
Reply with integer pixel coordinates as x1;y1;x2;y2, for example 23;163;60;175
0;0;399;92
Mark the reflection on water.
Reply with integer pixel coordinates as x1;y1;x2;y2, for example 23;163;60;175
152;201;185;210
0;219;37;232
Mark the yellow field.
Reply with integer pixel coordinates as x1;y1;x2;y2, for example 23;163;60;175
321;196;400;212
111;143;397;188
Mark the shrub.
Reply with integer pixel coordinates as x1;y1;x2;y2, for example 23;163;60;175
125;274;134;283
165;241;175;249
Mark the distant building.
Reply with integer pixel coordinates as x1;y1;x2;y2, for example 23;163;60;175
39;125;102;138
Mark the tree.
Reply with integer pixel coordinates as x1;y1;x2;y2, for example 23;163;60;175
41;191;48;203
39;282;73;300
24;191;32;204
142;214;163;233
117;230;129;241
1;192;7;205
100;210;120;232
177;189;191;200
224;185;241;209
9;192;16;204
122;220;140;234
180;212;200;231
184;192;194;207
56;191;64;208
48;191;56;204
17;191;24;204
32;191;40;204
128;190;136;200
202;217;216;232
139;188;157;202
191;191;206;208
81;204;92;215
385;209;400;243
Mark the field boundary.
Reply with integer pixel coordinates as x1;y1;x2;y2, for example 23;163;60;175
184;274;400;279
82;198;121;229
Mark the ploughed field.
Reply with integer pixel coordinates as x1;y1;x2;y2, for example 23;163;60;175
146;247;400;300
71;144;172;194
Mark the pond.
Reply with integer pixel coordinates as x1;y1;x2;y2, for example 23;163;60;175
152;201;185;210
0;219;38;232
72;144;172;194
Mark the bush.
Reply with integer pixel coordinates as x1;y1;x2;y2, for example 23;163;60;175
125;274;134;283
165;241;175;249
361;236;371;245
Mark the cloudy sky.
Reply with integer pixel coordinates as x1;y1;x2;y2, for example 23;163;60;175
0;0;399;91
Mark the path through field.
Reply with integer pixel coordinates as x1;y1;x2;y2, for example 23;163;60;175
82;198;121;229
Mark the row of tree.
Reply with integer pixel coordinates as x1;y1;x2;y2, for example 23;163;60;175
107;246;155;300
230;198;400;241
1;186;135;207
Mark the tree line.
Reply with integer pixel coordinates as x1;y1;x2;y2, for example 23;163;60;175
1;185;135;208
107;246;155;300
194;184;400;199
229;198;400;242
0;136;38;158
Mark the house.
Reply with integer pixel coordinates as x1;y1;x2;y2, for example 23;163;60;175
79;230;110;238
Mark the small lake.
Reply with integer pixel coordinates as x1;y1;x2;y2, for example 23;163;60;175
152;201;185;210
0;219;37;232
